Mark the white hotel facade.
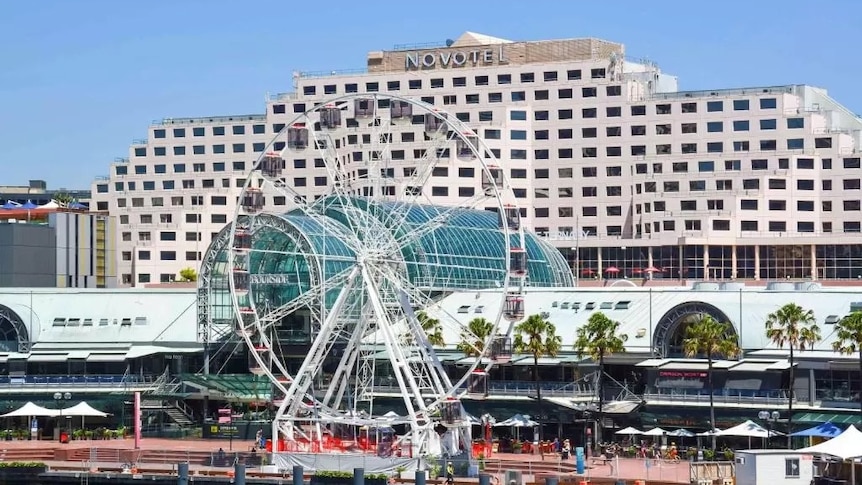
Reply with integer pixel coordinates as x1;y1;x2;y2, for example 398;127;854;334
90;32;862;286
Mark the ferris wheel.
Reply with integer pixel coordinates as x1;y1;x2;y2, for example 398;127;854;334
227;93;528;456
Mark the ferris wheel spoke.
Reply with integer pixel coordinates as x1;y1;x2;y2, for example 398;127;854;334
254;265;356;331
375;129;455;233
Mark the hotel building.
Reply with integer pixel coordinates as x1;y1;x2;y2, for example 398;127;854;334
91;32;862;286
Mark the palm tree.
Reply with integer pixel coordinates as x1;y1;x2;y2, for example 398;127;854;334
765;303;820;446
682;315;740;447
457;317;494;356
514;314;562;460
833;311;862;415
574;312;628;445
416;311;445;347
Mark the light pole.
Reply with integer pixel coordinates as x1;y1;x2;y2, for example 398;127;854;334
54;392;71;442
758;410;780;448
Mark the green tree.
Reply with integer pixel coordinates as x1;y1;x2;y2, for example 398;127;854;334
833;311;862;415
457;318;494;356
514;314;562;461
766;303;820;446
574;312;627;445
178;267;198;282
416;311;445;347
682;315;740;447
53;192;74;207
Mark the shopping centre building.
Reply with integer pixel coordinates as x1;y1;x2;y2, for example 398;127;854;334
90;31;862;287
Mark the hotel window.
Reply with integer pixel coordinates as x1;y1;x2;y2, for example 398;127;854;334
707;142;723;153
631;125;646;136
322;84;336;94
769;200;786;211
344;83;358;93
134;147;146;157
787;117;805;129
797;179;815;190
769;178;787;189
679;201;695;212
787;138;804;150
387;80;400;91
690;180;706;191
733;120;750;131
582;87;597;97
409;80;421;90
558;128;572;139
798;200;815;211
845;221;862;233
535;90;549;100
582;108;597;118
153;147;166;156
488;92;502;103
606;85;622;96
443;95;457;105
698;161;715;172
760;119;777;130
173;146;185;155
559;109;573;120
475;75;489;86
769;221;786;232
511;91;526;101
497;74;511;84
478;111;492;121
707;121;723;133
845;157;861;168
543;71;558;82
681;123;697;134
520;72;534;83
606;106;622;117
707;101;723;112
510;111;527;121
631;105;646;116
582;167;597;177
485;129;501;139
606;126;622;137
582;187;597;197
466;94;480;104
567;69;582;80
116;165;128;175
656;104;671;115
558;88;573;99
815;137;833;148
511;130;527;140
631;145;646;156
213;126;225;136
590;68;605;79
656;124;671;135
154;129;166;138
430;78;444;89
452;77;466;87
844;179;861;190
681;102;697;113
733;99;750;110
535;111;549;121
725;160;741;171
760;98;777;109
760;140;777;150
232;125;245;135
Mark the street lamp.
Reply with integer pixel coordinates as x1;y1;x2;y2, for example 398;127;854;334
758;410;780;448
54;392;71;442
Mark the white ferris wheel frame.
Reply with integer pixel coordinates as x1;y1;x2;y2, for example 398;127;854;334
226;92;527;456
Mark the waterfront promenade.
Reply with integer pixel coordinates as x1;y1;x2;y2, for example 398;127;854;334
0;437;691;484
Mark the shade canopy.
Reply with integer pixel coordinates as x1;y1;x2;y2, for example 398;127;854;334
791;421;843;438
1;201;20;210
643;427;667;436
495;413;538;427
1;402;59;417
716;420;780;438
798;425;862;460
62;401;108;417
20;201;37;209
615;426;643;435
667;428;695;437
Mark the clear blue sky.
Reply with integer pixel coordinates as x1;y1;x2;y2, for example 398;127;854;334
2;0;860;190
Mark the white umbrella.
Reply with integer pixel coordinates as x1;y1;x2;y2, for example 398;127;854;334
615;426;643;435
495;413;538;427
667;428;695;437
62;402;108;417
643;427;667;436
1;402;59;417
716;420;780;438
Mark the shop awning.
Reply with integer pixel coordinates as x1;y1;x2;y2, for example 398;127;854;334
794;412;862;426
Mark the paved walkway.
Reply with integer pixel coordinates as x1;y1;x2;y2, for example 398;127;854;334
0;438;692;483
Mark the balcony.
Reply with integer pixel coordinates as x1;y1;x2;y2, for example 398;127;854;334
371;380;596;398
0;374;161;393
644;388;791;406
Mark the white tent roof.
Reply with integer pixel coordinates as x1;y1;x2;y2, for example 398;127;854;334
667;428;695;437
38;200;59;209
615;426;642;435
495;413;538;427
1;402;59;417
643;427;667;436
717;420;781;438
62;401;108;417
799;425;862;460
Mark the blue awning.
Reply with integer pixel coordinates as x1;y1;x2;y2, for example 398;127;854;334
791;421;844;438
20;200;37;209
1;201;19;210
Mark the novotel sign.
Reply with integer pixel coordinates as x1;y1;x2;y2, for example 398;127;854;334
405;46;508;70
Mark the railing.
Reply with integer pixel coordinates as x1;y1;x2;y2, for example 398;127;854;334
0;374;160;388
297;68;368;79
372;380;595;398
644;388;791;405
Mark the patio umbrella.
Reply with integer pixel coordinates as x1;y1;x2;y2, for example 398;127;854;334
581;268;595;275
667;428;695;437
495;413;538;440
604;266;620;274
643;427;667;436
615;426;643;435
791;421;842;438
